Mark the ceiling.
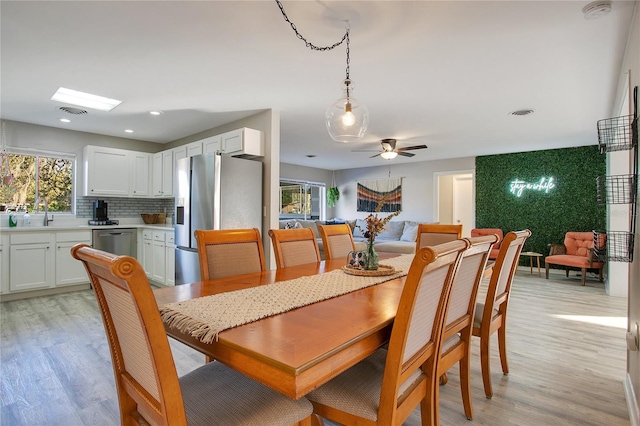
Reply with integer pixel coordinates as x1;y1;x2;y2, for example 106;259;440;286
1;1;636;170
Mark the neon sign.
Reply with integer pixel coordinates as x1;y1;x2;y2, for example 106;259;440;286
509;177;556;197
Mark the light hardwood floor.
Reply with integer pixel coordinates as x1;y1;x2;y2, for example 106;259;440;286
0;269;630;425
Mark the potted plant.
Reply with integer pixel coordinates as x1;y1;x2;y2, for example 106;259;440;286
327;186;339;207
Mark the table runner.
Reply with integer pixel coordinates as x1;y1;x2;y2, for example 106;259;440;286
160;254;414;343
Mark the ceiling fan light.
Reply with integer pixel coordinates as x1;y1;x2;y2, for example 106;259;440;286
380;151;398;160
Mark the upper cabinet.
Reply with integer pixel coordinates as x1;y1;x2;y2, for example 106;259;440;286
220;128;263;158
83;128;262;199
83;146;131;197
130;152;151;197
152;150;174;198
83;146;150;197
202;135;222;153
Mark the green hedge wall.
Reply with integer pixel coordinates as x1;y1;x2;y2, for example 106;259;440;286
475;146;606;264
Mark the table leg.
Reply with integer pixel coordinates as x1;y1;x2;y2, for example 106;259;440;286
529;255;533;274
536;256;541;277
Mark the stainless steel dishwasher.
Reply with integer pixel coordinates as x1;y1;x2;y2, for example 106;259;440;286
92;228;137;257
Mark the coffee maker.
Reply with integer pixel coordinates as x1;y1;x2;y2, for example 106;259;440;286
88;200;118;225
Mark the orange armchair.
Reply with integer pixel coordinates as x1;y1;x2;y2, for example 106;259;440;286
470;228;503;259
545;232;605;286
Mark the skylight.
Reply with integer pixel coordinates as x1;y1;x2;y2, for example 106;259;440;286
51;87;122;111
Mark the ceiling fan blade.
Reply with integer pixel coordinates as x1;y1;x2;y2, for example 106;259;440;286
396;144;428;152
398;151;415;157
369;153;382;158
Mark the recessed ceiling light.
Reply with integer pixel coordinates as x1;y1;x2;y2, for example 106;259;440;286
125;129;134;133
51;87;122;111
59;118;71;123
306;155;317;158
150;111;163;116
509;109;535;116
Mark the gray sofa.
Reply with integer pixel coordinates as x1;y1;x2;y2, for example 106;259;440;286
278;219;418;259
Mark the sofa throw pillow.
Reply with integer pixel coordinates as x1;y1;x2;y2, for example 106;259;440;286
352;219;367;238
376;221;405;241
401;221;419;242
296;219;319;237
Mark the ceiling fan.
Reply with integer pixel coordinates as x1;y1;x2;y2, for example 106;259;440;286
352;139;428;159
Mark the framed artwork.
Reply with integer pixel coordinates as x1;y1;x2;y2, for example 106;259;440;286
357;178;402;212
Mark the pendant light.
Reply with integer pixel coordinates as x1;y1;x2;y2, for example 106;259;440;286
325;31;369;143
275;1;369;143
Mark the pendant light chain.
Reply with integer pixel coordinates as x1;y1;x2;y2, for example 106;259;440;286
275;0;368;143
275;0;349;53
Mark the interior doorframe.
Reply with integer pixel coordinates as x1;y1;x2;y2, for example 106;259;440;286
433;169;476;231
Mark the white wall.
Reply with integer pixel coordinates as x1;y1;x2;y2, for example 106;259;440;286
334;157;475;222
3;120;160;187
613;1;640;423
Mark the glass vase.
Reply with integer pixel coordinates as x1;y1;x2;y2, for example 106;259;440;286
363;240;379;271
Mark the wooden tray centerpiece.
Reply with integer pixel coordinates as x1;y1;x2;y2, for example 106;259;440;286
342;264;397;277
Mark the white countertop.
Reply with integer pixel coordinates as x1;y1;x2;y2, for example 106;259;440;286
0;215;173;233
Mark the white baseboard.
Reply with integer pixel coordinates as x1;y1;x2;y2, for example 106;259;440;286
625;374;640;426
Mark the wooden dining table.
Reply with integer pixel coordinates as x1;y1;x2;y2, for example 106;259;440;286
154;253;405;400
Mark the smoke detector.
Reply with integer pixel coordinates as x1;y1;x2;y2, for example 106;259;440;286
59;106;88;115
509;109;534;117
582;1;611;19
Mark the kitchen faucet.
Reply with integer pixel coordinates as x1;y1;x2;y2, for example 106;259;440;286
35;197;53;226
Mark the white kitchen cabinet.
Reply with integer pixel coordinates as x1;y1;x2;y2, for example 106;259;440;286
202;135;222;153
152;150;174;198
165;232;175;286
83;146;130;196
152;231;166;283
9;232;54;292
220;128;263;157
142;229;153;278
186;141;203;157
55;231;92;287
130;152;151;197
0;234;8;294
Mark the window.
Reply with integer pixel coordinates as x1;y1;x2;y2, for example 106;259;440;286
0;150;75;214
279;180;325;220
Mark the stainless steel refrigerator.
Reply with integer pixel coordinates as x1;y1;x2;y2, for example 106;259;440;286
174;153;262;285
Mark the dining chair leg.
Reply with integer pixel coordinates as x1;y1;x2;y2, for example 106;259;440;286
309;413;324;426
599;268;603;282
459;354;473;419
581;268;586;286
439;372;448;385
421;378;439;426
480;336;493;399
498;323;509;375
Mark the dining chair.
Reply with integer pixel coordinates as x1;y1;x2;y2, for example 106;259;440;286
437;234;498;421
268;228;321;268
70;244;314;426
318;223;356;260
306;239;470;426
472;229;531;398
416;223;463;250
194;228;266;281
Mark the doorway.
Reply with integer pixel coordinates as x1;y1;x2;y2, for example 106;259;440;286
435;171;475;237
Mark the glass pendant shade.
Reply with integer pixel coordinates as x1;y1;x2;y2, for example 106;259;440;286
326;83;369;143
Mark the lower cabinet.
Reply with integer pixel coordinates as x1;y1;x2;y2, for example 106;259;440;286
55;231;92;287
142;229;175;286
8;230;93;293
9;233;54;292
0;234;8;294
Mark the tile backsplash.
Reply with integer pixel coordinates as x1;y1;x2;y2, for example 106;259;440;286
77;197;174;219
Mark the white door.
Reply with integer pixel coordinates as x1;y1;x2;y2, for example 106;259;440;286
452;174;474;237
